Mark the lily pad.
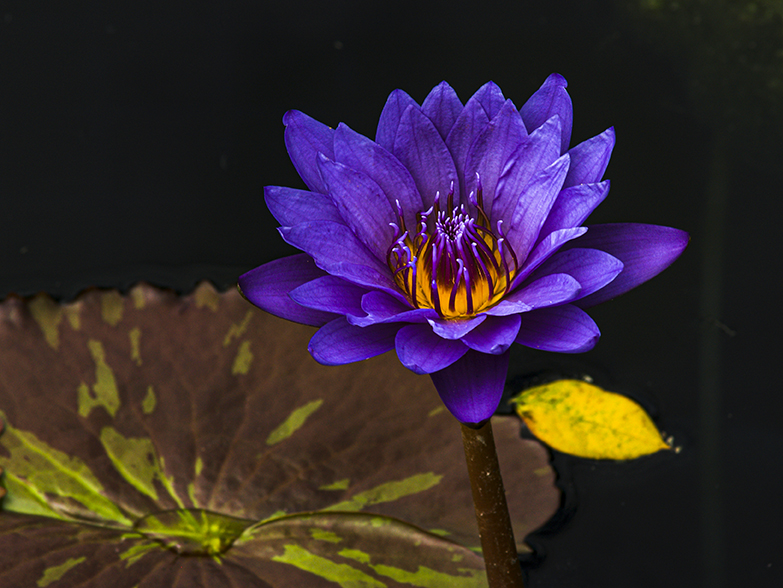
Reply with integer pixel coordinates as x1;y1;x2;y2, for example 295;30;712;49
0;284;559;587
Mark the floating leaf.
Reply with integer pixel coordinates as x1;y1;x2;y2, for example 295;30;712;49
511;379;670;460
0;284;560;587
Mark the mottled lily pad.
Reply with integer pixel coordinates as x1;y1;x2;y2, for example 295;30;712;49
0;284;559;587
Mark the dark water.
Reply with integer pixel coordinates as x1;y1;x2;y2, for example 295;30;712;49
2;1;780;586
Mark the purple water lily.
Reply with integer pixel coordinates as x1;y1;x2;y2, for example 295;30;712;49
239;75;688;425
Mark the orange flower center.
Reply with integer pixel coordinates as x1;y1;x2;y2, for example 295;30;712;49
386;184;518;319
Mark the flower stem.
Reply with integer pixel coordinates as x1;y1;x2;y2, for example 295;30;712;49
461;420;525;588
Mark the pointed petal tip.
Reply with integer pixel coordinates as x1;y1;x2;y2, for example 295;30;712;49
514;304;601;353
395;324;469;374
603;126;616;147
308;342;338;366
282;109;303;126
570;224;689;307
429;349;510;424
546;73;568;87
237;255;337;327
386;87;419;106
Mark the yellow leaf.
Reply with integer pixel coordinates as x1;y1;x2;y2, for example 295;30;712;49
511;379;671;460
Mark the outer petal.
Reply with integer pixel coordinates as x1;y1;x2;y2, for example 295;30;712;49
537;181;609;240
395;324;468;374
512;226;588;289
280;223;404;298
464;99;527;214
429;349;510;425
445;91;491;202
283;110;335;194
264;186;344;227
460;314;521;355
317;154;395;261
566;224;690;308
527;248;623;300
333;123;423;229
564;127;615;188
520;73;573;153
421;81;464;141
393;105;459;207
328;262;403;298
238;254;336;327
505;153;571;261
491;116;562;224
471;81;507;121
376;89;420;153
349;291;439;326
515;304;600;352
289;275;368;317
485;273;581;316
427;315;487;340
279;221;391;283
309;317;399;365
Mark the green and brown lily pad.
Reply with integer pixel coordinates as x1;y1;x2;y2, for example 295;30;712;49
0;283;559;587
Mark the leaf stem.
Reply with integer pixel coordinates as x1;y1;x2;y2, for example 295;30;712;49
461;419;525;588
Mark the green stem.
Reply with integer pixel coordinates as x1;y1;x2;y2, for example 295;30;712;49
461;420;525;588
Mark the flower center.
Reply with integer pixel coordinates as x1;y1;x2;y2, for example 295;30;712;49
387;183;518;319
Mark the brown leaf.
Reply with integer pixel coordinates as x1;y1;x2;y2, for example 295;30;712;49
0;284;560;587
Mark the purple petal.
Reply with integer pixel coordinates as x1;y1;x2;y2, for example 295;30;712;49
429;349;510;425
565;224;690;308
283;110;335;194
472;81;507;121
515;305;600;352
505;153;571;261
527;248;623;299
486;273;581;316
537;181;609;240
309;317;399;365
394;324;468;374
279;221;395;291
393;105;459;207
442;81;508;204
329;262;403;297
513;226;588;288
333;123;423;230
461;314;521;354
289;275;368;316
362;290;412;316
348;291;438;326
564;127;615;188
421;81;464;140
464;99;528;214
317;154;395;261
264;186;344;227
238;254;335;327
445;93;491;203
376;89;420;153
491;116;562;224
520;73;573;153
427;315;487;340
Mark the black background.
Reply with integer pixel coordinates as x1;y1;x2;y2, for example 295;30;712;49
2;1;781;586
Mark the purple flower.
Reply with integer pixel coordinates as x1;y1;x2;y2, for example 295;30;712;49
239;75;689;425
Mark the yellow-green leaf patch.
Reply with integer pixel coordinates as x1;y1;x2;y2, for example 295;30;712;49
512;379;671;460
